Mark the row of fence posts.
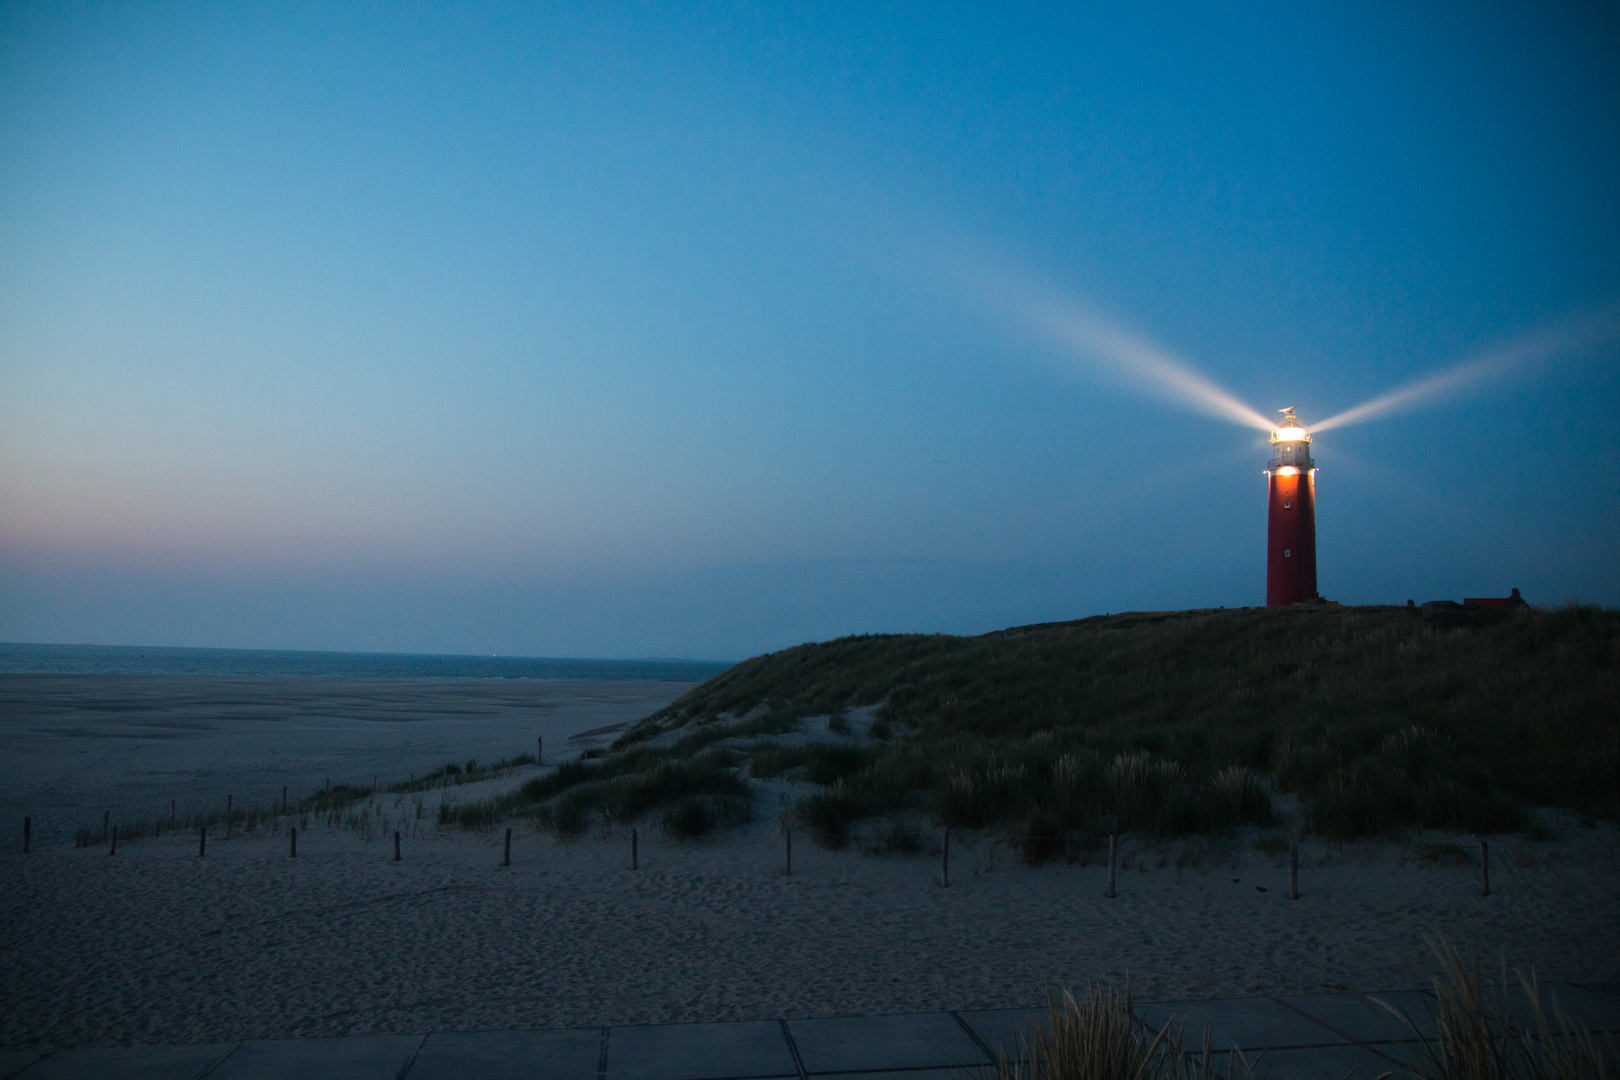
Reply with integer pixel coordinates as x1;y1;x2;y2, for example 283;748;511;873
13;753;1498;899
12;736;559;861
20;811;1496;896
608;825;1486;900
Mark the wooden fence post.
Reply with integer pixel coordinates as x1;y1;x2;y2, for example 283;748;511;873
1106;834;1117;898
504;827;512;867
199;826;206;857
537;736;543;765
394;830;401;861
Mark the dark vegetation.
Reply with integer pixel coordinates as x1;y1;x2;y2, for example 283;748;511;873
434;748;753;837
615;603;1619;849
111;605;1606;853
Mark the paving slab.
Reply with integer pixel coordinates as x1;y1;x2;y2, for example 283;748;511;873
0;1050;45;1080
406;1028;602;1079
1134;997;1346;1053
1197;1044;1400;1080
606;1020;797;1080
209;1034;423;1080
14;1043;235;1080
1497;982;1620;1035
824;1070;985;1080
788;1013;990;1074
955;1008;1050;1062
1279;990;1440;1043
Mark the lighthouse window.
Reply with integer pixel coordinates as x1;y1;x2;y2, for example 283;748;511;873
1284;549;1292;557
1283;500;1291;508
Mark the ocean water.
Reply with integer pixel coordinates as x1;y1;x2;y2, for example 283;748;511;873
0;644;730;847
0;642;732;681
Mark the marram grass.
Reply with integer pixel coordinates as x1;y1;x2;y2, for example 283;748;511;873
992;983;1246;1080
1380;942;1616;1080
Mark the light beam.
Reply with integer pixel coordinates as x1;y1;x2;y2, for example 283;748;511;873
947;256;1274;432
1313;307;1620;433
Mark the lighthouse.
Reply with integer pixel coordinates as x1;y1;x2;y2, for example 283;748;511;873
1265;408;1318;606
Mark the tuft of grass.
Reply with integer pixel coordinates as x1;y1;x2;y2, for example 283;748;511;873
797;785;859;849
1106;752;1201;836
1207;766;1274;828
660;794;751;838
1303;727;1527;839
859;817;927;856
663;797;712;838
388;755;535;795
994;983;1237;1080
936;756;1034;828
1384;942;1616;1080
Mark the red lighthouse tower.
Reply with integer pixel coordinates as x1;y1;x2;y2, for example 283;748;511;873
1266;408;1318;606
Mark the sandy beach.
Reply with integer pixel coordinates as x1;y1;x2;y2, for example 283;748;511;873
0;675;698;848
3;774;1615;1052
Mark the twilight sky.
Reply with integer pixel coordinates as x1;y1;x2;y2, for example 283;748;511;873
2;2;1617;660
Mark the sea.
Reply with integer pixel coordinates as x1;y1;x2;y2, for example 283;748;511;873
0;643;730;847
0;642;731;681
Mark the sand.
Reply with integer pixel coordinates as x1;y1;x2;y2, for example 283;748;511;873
3;787;1616;1052
0;675;697;848
3;681;1616;1052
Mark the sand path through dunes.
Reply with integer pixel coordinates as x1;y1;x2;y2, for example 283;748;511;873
3;814;1616;1050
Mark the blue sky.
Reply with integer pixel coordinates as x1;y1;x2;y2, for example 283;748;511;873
2;2;1617;660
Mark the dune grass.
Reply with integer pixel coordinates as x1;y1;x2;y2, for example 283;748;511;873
436;748;754;836
998;943;1611;1080
387;754;535;794
1381;942;1615;1080
87;604;1611;849
992;983;1234;1080
619;603;1617;847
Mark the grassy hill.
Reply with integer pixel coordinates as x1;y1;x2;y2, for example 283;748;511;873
430;602;1617;851
604;603;1618;847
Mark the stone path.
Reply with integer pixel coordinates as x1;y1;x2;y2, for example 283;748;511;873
3;981;1615;1080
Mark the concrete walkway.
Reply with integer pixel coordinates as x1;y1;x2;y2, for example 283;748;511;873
4;981;1616;1080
